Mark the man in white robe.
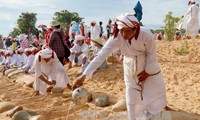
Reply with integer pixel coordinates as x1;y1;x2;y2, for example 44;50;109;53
21;48;34;72
33;48;71;96
90;20;101;49
8;50;18;67
184;0;200;38
0;50;7;66
73;13;166;120
16;48;26;67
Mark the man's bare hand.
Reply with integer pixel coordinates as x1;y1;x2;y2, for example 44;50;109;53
137;71;149;82
72;75;86;90
52;80;56;85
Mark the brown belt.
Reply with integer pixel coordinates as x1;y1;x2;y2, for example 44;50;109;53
149;70;161;76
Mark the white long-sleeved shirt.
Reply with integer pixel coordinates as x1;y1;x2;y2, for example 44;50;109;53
90;24;101;40
9;54;18;66
70;43;89;58
83;27;160;77
83;27;166;106
185;4;199;19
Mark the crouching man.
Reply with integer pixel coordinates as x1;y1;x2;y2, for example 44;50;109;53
33;48;71;96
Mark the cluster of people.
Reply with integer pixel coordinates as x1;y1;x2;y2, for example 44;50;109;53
0;18;115;96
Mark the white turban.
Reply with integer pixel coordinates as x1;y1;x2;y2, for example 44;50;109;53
40;48;53;59
31;47;37;52
75;35;85;43
115;13;139;29
7;50;13;55
17;48;24;52
18;34;28;40
24;48;31;52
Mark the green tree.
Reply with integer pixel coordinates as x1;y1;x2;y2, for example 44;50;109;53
163;11;179;41
9;27;21;38
17;12;37;34
53;10;84;28
0;34;2;39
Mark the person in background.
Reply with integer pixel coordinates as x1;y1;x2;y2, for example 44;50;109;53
99;21;103;37
90;20;101;49
106;19;112;38
16;48;26;67
48;20;65;64
183;0;200;39
68;35;89;75
20;48;35;73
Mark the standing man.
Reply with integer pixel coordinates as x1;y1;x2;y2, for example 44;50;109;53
184;0;199;39
99;21;103;37
90;20;101;48
73;13;166;119
49;20;65;64
106;19;112;38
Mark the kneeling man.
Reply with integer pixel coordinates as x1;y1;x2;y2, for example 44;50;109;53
33;48;71;96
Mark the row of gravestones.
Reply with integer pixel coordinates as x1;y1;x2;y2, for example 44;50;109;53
0;67;129;119
0;101;47;120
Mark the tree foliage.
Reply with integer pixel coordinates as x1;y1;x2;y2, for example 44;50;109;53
9;12;37;38
53;10;84;28
9;27;21;38
0;34;2;39
17;12;37;34
163;11;179;41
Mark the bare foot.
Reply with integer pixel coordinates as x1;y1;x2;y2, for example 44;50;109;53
46;86;53;93
67;83;72;90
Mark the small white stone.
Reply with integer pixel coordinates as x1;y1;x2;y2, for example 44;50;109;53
112;99;127;111
72;88;89;105
95;95;110;107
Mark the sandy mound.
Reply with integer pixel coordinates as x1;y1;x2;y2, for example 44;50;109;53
0;39;199;119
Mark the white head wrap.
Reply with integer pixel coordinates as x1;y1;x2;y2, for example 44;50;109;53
24;48;31;52
18;34;28;40
17;48;24;53
115;13;139;29
31;47;37;52
6;50;13;55
75;35;85;43
40;48;53;59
